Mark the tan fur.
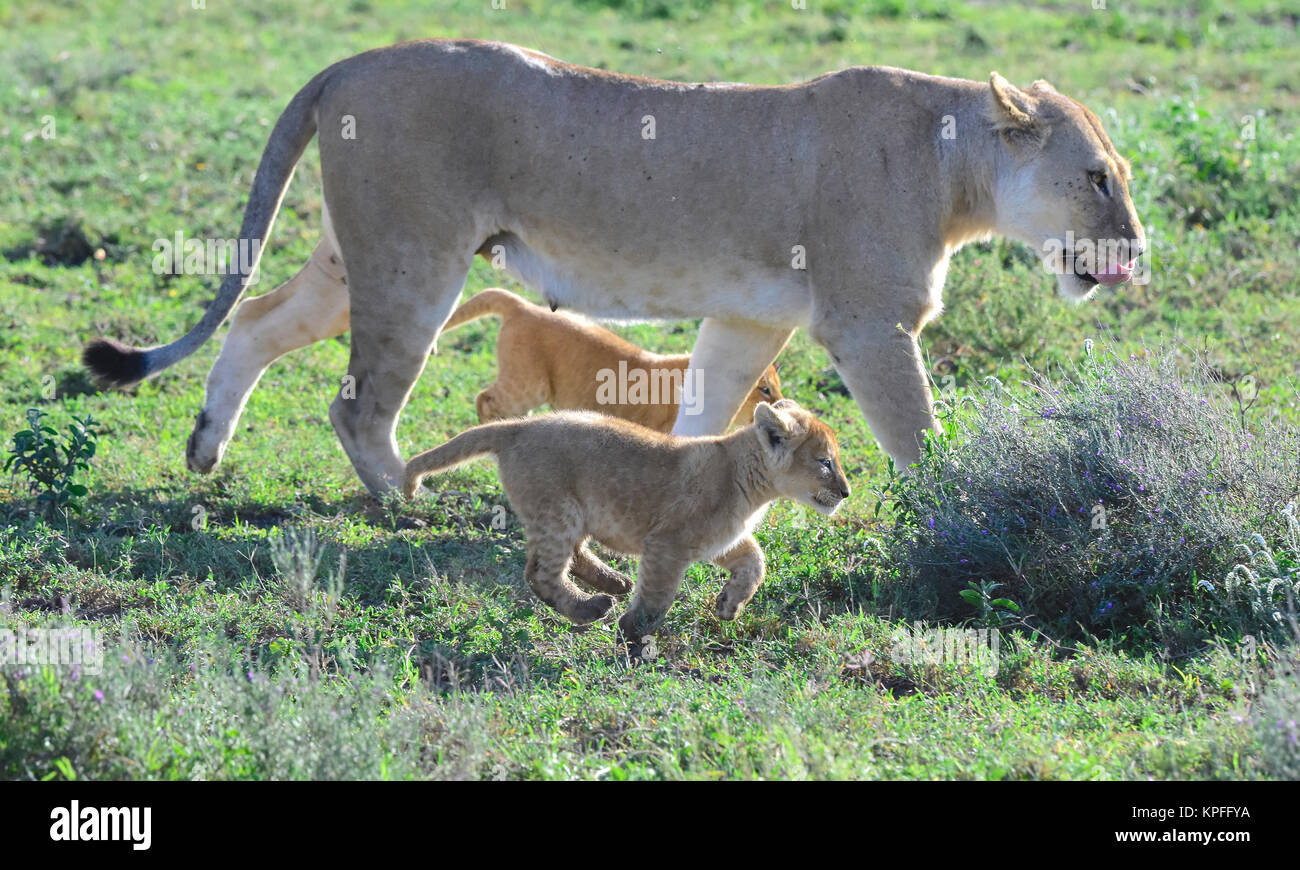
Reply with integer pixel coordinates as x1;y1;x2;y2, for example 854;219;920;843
81;40;1143;496
442;288;783;431
404;399;849;639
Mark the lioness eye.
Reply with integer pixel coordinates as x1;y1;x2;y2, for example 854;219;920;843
760;386;772;397
1088;170;1110;196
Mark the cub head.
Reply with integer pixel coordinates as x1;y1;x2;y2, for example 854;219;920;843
984;72;1146;301
731;364;784;427
752;398;850;515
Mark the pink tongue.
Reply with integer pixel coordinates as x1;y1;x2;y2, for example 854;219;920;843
1091;261;1134;286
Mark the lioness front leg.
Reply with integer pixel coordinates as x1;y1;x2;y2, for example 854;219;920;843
812;318;939;471
187;240;349;473
712;534;766;620
671;318;794;436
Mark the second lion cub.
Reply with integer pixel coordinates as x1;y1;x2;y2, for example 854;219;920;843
442;288;783;432
404;399;850;640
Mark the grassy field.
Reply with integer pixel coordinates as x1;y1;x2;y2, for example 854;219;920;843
1;0;1298;779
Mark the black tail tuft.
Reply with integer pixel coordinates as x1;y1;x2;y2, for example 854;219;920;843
83;338;149;388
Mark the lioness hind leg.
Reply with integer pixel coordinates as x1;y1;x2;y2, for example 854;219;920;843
328;252;471;496
712;535;766;620
524;531;615;625
570;542;634;596
188;240;350;473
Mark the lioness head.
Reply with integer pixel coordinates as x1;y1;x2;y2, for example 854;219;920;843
985;72;1146;301
752;398;850;515
733;363;784;426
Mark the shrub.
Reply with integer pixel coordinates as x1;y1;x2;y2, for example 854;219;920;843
0;624;493;781
1252;642;1300;780
878;344;1300;651
3;408;99;519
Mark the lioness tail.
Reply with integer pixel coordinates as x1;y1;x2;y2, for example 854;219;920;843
440;287;529;333
403;420;524;499
83;66;333;387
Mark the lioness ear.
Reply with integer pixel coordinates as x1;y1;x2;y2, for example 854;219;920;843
986;72;1046;145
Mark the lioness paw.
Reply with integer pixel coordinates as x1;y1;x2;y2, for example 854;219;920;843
715;592;746;621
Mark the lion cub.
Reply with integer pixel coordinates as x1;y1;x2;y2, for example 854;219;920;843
442;288;783;432
404;399;849;640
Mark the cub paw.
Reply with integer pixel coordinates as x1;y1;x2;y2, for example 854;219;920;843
571;593;615;625
617;610;660;643
603;571;634;596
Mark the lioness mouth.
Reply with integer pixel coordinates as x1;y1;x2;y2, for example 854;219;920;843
1061;249;1099;285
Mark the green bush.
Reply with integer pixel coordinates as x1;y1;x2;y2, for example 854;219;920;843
3;408;99;519
1146;95;1299;227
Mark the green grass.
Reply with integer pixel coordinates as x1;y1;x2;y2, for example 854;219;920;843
0;0;1298;779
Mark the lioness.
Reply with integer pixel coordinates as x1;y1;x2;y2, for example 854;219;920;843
443;287;783;431
83;39;1144;495
404;398;849;638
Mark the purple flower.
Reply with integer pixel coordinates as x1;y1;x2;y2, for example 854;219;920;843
94;690;104;702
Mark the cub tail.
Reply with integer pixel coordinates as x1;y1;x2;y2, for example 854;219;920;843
403;420;524;499
440;287;530;333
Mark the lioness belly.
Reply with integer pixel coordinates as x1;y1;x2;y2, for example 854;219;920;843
486;229;811;324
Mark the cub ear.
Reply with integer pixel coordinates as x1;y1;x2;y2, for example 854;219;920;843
771;398;799;411
986;72;1047;145
753;401;794;451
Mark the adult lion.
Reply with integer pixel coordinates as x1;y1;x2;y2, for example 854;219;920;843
84;39;1144;495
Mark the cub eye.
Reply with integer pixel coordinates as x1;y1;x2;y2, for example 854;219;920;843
1088;170;1110;196
818;458;833;471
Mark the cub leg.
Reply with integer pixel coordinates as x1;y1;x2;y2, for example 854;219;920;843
523;529;616;625
617;549;691;641
475;382;547;423
475;331;551;422
570;542;634;596
671;318;795;436
187;239;349;473
712;534;766;620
